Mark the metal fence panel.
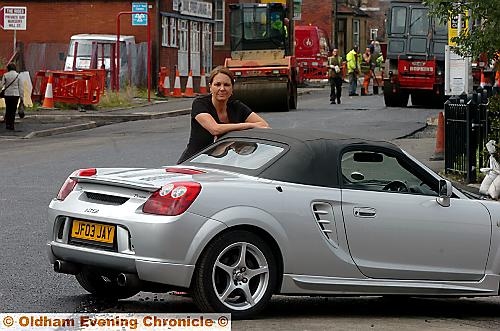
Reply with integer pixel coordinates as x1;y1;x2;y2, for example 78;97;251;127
444;94;488;183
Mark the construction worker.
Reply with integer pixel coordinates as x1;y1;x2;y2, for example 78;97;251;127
346;45;361;96
328;48;343;104
361;46;373;95
372;42;384;95
283;17;289;39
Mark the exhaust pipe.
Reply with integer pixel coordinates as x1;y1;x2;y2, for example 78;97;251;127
54;260;80;275
117;273;140;288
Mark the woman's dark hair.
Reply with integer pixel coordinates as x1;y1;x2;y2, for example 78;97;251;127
6;62;16;71
209;65;235;86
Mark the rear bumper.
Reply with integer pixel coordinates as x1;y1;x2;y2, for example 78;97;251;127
47;203;227;288
48;242;195;287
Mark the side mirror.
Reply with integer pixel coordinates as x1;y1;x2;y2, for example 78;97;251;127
436;179;452;207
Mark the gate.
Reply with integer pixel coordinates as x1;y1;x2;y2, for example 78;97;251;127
444;93;489;183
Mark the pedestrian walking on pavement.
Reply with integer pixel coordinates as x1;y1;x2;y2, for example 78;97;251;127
328;48;343;104
177;65;269;164
1;62;23;131
346;45;361;96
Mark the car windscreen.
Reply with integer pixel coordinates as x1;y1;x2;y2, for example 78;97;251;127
190;140;284;170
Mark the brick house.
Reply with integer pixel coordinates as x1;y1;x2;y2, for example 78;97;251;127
334;0;389;55
0;0;215;90
0;0;387;90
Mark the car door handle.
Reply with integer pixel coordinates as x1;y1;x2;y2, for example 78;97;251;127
353;207;377;218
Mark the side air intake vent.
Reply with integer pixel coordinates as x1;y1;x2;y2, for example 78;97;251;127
311;202;339;247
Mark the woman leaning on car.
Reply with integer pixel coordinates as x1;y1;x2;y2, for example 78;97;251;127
177;65;269;164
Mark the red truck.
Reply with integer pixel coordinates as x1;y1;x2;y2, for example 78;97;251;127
294;25;330;85
384;0;448;107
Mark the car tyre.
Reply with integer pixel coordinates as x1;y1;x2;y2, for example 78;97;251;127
76;269;139;300
191;230;277;319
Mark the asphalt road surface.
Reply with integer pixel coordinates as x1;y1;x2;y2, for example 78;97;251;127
1;88;498;330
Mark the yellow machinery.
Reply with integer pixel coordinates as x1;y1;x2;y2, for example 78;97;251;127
224;2;298;112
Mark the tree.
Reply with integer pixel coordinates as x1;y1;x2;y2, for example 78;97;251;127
424;0;500;60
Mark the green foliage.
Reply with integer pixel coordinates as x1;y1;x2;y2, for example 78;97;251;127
489;94;500;142
135;87;162;100
424;0;500;61
98;86;136;108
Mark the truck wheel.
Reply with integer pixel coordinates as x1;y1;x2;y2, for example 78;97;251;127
397;92;409;107
383;80;397;107
411;93;425;107
384;92;396;107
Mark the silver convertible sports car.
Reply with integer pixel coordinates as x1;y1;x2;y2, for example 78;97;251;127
48;128;500;318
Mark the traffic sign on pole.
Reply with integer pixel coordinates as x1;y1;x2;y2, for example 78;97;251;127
448;13;468;47
0;6;27;30
131;3;148;26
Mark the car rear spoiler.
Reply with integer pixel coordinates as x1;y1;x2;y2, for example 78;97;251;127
71;176;159;192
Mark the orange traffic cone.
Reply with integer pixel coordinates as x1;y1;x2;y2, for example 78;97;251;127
42;73;55;109
430;111;445;161
163;73;171;96
183;70;195;97
172;69;182;97
199;68;208;94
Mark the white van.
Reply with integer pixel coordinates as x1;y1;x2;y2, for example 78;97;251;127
64;34;136;85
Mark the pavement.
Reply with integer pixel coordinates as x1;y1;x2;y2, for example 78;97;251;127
0;87;459;189
0;97;194;139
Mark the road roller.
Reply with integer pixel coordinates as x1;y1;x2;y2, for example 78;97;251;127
224;2;298;112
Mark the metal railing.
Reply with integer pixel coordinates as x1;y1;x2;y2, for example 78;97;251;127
444;91;490;183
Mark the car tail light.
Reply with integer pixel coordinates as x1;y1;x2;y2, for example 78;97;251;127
56;168;97;201
142;181;201;216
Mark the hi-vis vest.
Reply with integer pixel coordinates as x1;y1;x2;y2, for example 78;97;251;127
328;56;343;78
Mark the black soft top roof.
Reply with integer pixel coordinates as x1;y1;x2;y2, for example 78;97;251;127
190;128;404;188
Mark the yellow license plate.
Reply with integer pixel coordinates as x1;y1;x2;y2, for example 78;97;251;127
71;220;115;244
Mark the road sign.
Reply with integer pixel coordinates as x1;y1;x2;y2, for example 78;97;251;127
448;14;468;47
445;45;472;96
132;2;148;26
0;6;27;30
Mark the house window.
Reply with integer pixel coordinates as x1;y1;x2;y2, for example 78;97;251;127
170;17;178;47
162;16;169;47
161;16;178;47
214;0;225;45
178;19;189;76
190;21;201;76
370;28;378;41
353;20;360;47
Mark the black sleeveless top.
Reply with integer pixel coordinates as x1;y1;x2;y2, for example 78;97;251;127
177;94;252;163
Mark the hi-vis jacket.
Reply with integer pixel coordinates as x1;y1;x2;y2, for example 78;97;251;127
346;49;361;74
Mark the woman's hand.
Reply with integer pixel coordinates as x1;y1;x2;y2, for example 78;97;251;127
246;112;270;128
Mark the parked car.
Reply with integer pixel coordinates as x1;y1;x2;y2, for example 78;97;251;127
47;128;500;319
